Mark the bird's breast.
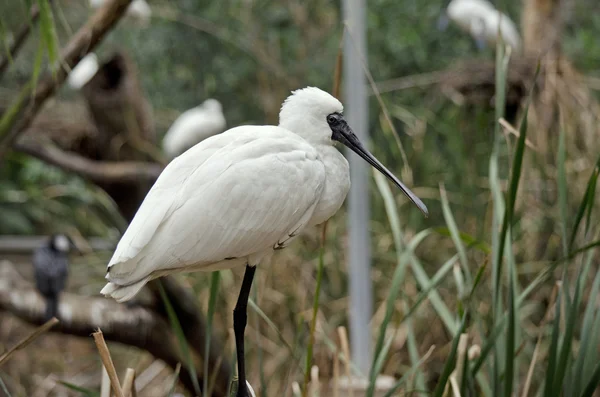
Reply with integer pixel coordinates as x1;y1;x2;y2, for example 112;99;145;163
309;146;350;226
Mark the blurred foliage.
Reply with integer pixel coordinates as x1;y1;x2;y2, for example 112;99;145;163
1;1;600;396
0;0;598;238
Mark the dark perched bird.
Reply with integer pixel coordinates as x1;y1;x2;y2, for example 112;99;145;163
33;234;71;321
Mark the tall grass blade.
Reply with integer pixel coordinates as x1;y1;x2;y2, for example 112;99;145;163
381;346;435;397
58;381;99;397
440;184;471;288
248;299;298;360
544;286;562;397
401;253;457;324
434;227;492;254
252;286;266;397
36;0;59;73
580;361;600;397
167;363;182;397
493;79;532;304
504;247;516;397
369;335;395;395
368;172;430;396
571;268;600;396
553;275;582;393
557;127;568;256
0;376;12;397
0;21;12;66
410;255;458;333
204;271;221;397
432;313;468;397
302;222;327;397
158;282;201;396
31;36;43;92
568;156;600;251
582;304;600;392
405;311;426;393
490;40;510;397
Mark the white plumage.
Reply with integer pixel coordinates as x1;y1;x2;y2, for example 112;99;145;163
447;0;521;50
162;99;227;159
67;53;99;90
101;86;427;302
89;0;152;26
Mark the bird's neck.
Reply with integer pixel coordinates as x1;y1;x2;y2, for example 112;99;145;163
279;118;331;147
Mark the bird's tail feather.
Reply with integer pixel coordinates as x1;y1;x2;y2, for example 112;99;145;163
101;277;150;303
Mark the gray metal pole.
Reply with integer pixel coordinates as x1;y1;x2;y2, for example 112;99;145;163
342;0;372;376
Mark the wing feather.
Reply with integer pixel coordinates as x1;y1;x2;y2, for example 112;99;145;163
107;126;325;284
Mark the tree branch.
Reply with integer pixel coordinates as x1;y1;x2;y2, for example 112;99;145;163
0;0;135;160
14;136;163;183
0;260;229;397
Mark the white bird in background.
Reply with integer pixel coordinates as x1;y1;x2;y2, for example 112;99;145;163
67;53;99;90
162;99;227;159
441;0;521;51
89;0;152;26
101;87;428;397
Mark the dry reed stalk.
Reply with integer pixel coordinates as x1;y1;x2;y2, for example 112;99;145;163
0;317;59;366
122;368;137;397
93;329;125;397
336;326;353;397
332;347;340;397
101;366;110;397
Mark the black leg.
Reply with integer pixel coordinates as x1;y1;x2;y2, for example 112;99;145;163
233;264;256;397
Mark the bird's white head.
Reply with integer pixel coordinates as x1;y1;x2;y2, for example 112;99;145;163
279;86;343;145
202;98;223;113
51;234;71;253
279;86;429;217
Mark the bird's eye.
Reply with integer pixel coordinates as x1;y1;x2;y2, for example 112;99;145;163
327;115;337;124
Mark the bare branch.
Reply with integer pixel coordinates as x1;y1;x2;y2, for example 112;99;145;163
14;136;163;183
0;0;135;160
0;260;229;397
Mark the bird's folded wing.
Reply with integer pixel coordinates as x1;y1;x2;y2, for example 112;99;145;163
107;131;234;267
107;126;326;281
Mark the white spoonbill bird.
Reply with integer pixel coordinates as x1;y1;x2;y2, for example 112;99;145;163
162;98;227;159
101;87;428;397
67;53;99;90
444;0;521;51
89;0;152;26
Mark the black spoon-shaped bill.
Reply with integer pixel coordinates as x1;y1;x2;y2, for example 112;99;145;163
328;113;429;217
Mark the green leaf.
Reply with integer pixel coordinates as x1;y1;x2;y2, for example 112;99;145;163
37;0;59;74
544;287;562;397
58;381;99;397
